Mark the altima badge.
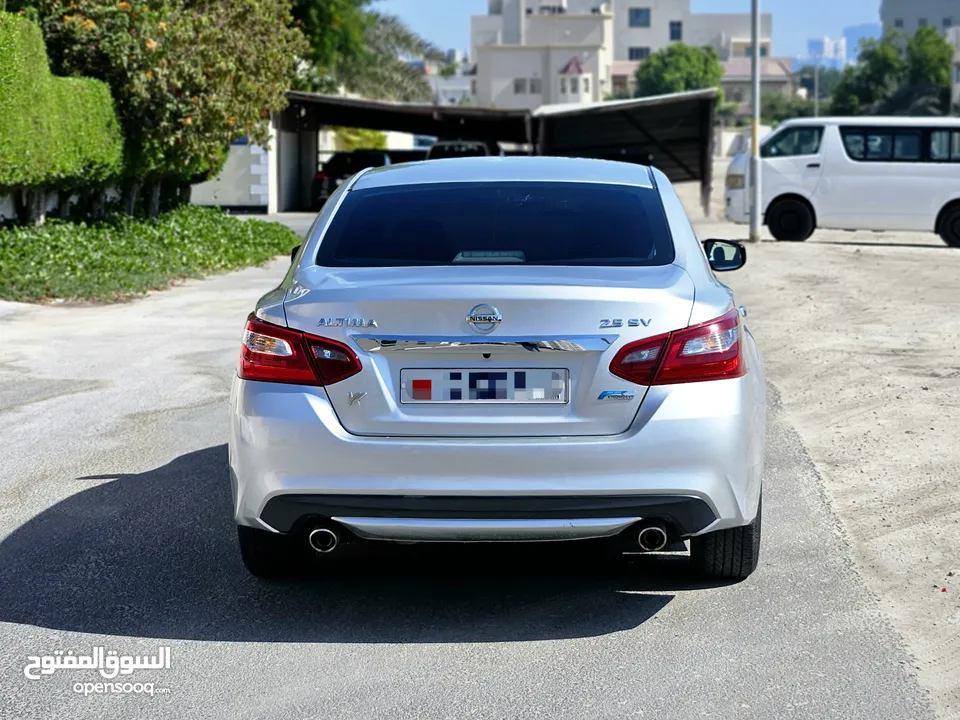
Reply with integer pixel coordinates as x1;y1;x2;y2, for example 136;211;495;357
348;392;367;406
318;318;377;328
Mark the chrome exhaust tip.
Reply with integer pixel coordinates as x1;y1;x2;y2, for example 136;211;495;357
308;527;339;554
637;523;668;552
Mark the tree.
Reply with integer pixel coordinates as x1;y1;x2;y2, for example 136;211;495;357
290;0;371;93
334;12;445;101
795;65;843;100
760;93;815;125
18;0;307;214
830;26;952;116
292;1;443;101
634;44;723;98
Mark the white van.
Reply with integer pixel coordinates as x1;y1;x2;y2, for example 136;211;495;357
724;117;960;247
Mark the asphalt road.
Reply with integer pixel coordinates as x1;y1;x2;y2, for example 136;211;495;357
0;238;936;718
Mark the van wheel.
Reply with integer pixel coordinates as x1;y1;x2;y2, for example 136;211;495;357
938;205;960;248
691;495;762;580
767;198;814;241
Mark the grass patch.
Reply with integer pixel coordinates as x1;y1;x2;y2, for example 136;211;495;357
0;206;301;302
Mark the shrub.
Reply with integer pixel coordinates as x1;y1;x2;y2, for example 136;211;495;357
0;206;301;301
0;12;123;193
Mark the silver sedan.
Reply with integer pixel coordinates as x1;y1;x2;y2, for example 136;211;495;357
229;156;766;580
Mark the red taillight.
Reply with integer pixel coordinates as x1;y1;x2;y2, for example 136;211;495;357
315;171;327;180
609;309;744;386
239;315;362;386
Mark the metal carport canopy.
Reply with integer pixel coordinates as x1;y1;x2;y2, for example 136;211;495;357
533;89;718;215
282;92;533;144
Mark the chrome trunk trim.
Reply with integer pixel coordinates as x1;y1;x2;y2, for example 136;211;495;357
351;335;619;353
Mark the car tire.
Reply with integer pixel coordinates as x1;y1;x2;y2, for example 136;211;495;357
767;198;814;242
691;495;762;580
237;525;300;579
938;205;960;248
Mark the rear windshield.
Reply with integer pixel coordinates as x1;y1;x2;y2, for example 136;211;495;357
314;181;674;267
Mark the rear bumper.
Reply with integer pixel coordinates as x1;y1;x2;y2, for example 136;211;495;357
261;493;717;540
725;188;747;223
229;370;765;541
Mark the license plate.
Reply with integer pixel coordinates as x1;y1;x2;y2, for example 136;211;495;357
400;369;569;404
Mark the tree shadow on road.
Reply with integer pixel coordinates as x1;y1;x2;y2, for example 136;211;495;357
0;446;730;644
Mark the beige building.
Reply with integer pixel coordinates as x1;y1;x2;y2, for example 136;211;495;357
472;0;772;107
471;1;615;109
880;0;958;34
720;58;795;110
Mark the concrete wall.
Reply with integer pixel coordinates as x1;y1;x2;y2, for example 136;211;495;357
192;141;270;209
685;14;773;58
476;45;548;108
526;13;605;46
471;14;503;57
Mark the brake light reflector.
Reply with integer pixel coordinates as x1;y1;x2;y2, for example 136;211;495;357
303;335;363;385
239;315;361;386
609;309;745;386
609;333;670;385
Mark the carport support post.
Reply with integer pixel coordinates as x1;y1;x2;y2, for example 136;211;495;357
748;0;762;243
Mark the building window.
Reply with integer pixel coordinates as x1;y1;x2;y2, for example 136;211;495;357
918;17;927;27
529;77;542;94
944;17;953;28
560;77;567;93
513;78;527;94
956;66;960;82
732;89;743;102
628;8;650;28
583;76;590;94
570;77;579;93
628;46;650;60
894;18;904;28
669;21;682;41
760;46;768;57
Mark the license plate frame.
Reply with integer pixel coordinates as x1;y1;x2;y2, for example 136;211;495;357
399;368;569;404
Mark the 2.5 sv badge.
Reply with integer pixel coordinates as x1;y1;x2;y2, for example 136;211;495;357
600;318;652;328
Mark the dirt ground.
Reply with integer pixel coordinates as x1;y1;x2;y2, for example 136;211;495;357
677;162;960;718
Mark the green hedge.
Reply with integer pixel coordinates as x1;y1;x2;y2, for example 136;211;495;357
0;206;301;301
0;13;124;192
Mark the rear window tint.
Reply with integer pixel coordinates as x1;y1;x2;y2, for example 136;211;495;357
315;181;675;267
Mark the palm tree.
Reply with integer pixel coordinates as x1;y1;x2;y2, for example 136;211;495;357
338;12;447;102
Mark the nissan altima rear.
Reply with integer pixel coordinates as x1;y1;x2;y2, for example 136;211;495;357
229;157;765;581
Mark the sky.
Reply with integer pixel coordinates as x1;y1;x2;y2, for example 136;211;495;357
375;0;884;59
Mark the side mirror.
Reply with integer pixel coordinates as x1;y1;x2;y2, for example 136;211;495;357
703;239;746;272
290;245;301;264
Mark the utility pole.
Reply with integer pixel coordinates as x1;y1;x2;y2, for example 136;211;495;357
814;51;821;117
749;0;762;242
